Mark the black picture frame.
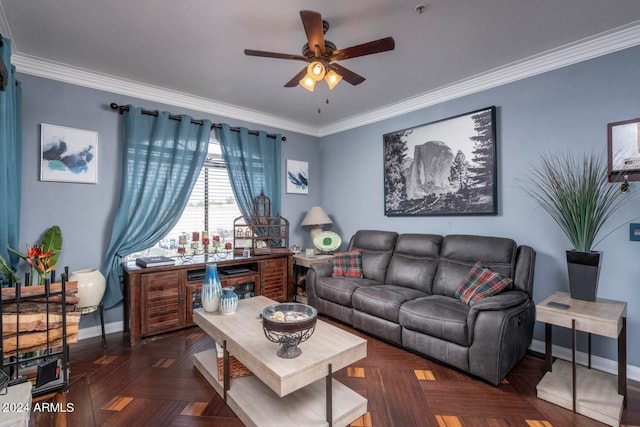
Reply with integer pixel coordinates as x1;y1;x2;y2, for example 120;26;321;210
383;106;498;216
608;118;640;182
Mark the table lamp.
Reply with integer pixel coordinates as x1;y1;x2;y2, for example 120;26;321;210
301;206;333;249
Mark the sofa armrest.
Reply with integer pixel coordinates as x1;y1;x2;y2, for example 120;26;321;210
305;261;333;307
467;292;535;384
309;261;333;278
468;290;529;312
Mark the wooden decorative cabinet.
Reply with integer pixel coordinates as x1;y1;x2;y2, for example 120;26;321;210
140;270;183;336
123;253;293;346
260;257;288;300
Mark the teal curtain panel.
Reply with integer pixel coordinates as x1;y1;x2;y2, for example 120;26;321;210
101;106;210;308
217;124;282;217
0;38;22;283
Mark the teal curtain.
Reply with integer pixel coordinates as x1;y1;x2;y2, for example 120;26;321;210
101;106;211;308
217;124;282;217
0;38;22;283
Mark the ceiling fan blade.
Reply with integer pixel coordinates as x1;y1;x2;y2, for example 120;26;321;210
300;10;325;54
244;49;307;61
330;37;395;61
330;63;366;86
284;67;308;87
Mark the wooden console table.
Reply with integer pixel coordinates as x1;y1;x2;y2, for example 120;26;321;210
122;253;293;346
536;291;626;427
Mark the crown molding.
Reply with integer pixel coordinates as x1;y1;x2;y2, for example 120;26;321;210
8;20;640;139
317;20;640;137
11;54;320;137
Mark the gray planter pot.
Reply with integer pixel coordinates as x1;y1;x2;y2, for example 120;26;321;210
566;250;601;302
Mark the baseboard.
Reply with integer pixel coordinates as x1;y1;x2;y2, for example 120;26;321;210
75;324;639;382
77;321;124;341
530;338;640;382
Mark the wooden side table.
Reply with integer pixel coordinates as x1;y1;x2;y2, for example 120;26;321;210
536;291;626;427
292;254;333;303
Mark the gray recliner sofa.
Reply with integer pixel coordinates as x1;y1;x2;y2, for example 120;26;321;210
306;230;536;385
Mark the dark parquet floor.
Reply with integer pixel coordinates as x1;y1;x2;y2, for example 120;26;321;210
29;317;640;426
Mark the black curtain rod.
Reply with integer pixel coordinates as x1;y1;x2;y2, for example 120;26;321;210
109;103;285;141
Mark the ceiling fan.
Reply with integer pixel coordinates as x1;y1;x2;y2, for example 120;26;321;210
244;10;395;91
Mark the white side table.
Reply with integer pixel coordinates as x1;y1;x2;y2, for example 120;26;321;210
536;291;626;427
292;253;333;303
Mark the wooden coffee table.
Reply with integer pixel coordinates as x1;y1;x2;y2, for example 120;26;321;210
193;296;367;427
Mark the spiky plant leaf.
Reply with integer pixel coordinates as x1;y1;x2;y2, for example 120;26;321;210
521;151;628;252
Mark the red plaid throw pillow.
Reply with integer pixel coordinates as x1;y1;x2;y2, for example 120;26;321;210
455;262;512;305
332;250;364;278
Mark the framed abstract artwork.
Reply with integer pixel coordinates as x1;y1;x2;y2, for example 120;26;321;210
40;124;99;184
286;159;309;194
383;106;498;216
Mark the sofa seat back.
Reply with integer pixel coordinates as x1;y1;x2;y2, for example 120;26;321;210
385;234;442;294
432;235;517;298
348;230;398;283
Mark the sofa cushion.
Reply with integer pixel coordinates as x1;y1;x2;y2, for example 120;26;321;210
455;262;513;305
399;295;470;347
315;276;382;307
348;230;399;283
353;285;428;323
385;234;442;293
432;235;517;297
332;249;363;277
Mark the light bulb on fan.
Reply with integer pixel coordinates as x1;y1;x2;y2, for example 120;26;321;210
307;61;325;81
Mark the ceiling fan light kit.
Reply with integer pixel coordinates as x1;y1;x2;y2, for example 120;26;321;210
244;10;395;92
325;69;342;90
299;75;316;92
307;62;325;81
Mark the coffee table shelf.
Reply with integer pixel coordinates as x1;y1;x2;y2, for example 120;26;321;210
195;349;367;427
193;296;367;427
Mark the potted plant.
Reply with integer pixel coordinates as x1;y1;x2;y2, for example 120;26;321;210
522;151;629;301
1;225;62;286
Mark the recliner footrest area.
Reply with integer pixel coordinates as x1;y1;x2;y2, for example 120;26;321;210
353;310;402;345
399;295;469;347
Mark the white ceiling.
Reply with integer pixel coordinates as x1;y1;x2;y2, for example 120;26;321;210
1;1;640;136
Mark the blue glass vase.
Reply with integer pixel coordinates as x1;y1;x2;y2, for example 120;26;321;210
219;287;239;315
202;264;222;312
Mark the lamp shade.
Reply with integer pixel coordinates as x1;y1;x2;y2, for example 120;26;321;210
301;206;333;227
325;69;342;90
299;74;316;92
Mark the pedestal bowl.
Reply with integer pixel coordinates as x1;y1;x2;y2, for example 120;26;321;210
262;303;317;358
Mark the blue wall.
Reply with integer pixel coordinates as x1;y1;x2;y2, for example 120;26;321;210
17;74;321;327
15;43;640;368
318;45;640;365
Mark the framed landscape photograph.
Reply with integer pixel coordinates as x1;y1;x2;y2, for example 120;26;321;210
383;106;498;216
40;124;99;184
286;159;309;194
608;118;640;182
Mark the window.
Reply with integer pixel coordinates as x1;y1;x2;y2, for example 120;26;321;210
130;139;241;258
